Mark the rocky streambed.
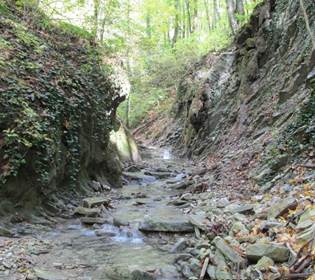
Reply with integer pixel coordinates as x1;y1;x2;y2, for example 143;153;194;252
0;146;314;279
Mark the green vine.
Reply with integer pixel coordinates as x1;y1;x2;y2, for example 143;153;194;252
0;2;123;189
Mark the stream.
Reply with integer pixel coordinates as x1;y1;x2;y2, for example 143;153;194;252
25;147;197;280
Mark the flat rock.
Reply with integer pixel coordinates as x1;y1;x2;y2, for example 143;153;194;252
123;171;156;183
0;226;14;237
139;211;194;233
189;214;208;231
296;208;315;229
213;236;246;266
246;242;290;262
224;203;254;214
93;245;178;279
144;170;172;178
73;206;100;217
267;197;297;219
34;268;67;280
216;266;233;280
168;180;191;190
113;217;129;227
82;197;110;208
213;250;233;280
95;266;156;280
206;265;216;279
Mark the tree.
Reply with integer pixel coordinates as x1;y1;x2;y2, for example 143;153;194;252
212;0;220;29
172;0;180;46
235;0;245;23
225;0;238;34
92;0;100;41
203;0;211;32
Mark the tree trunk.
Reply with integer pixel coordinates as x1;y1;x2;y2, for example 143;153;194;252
93;0;100;41
100;4;106;43
225;0;238;34
185;0;192;35
204;0;211;32
172;0;180;46
125;94;131;128
192;0;198;32
125;0;131;128
236;0;245;23
181;0;186;38
213;0;220;27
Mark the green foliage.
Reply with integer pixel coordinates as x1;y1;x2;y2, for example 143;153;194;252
0;0;9;15
236;0;264;25
118;11;232;128
0;35;11;49
58;21;93;40
33;0;260;128
0;4;121;187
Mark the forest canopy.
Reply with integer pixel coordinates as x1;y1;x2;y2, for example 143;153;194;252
15;0;261;127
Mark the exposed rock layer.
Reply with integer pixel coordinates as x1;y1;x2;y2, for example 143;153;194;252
161;0;315;188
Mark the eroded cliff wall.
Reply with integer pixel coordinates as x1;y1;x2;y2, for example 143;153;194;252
166;0;315;188
0;2;128;209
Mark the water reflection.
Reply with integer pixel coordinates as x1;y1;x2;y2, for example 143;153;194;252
100;224;144;244
163;149;172;160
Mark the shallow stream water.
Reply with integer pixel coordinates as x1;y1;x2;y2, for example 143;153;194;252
30;147;193;280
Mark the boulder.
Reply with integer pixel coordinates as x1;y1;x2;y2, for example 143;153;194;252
224;203;254;214
73;207;100;217
170;238;188;253
230;222;249;236
113;217;130;227
216;267;233;280
82;197;111;208
246;242;290;262
139;217;194;233
213;236;246;266
206;265;216;279
213;250;233;280
0;226;14;237
267;197;297;219
296;208;315;230
255;256;274;271
296;209;315;242
189;213;208;231
89;181;102;192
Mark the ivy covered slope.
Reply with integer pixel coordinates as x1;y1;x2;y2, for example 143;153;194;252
0;2;127;206
159;0;315;187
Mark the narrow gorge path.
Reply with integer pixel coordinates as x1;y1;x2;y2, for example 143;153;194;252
4;147;202;280
3;145;310;280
